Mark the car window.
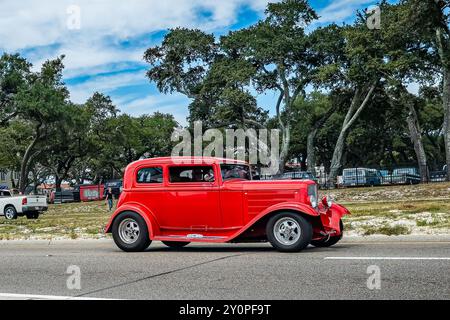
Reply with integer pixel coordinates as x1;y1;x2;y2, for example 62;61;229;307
137;167;163;184
221;164;251;181
169;166;215;183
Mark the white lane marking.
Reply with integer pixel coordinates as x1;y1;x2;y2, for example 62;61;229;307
0;293;111;300
325;257;450;261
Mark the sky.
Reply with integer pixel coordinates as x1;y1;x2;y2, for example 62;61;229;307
0;0;384;125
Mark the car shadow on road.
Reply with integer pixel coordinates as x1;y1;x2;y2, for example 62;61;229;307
142;243;355;253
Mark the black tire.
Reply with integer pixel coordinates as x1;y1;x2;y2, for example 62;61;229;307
266;212;312;252
26;212;40;220
311;220;344;248
112;211;151;252
162;241;190;249
4;206;18;220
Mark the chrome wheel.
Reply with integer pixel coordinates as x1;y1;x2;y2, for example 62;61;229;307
273;217;301;245
4;207;16;220
118;218;140;244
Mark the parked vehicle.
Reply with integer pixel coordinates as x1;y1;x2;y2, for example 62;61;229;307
51;189;79;204
79;185;105;202
275;171;317;181
0;192;48;220
342;168;381;187
105;157;350;253
0;189;12;197
430;170;447;182
390;168;421;185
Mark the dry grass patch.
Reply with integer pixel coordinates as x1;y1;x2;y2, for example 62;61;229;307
0;202;112;240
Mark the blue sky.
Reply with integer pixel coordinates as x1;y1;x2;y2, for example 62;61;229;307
0;0;384;125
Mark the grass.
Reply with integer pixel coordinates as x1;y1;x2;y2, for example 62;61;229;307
0;201;112;240
0;183;450;239
361;224;412;236
344;199;450;218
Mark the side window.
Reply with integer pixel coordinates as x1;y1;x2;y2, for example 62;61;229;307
169;166;215;183
220;164;251;181
137;167;163;184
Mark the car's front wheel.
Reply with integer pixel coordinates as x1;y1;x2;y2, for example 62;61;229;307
266;212;312;252
162;241;190;249
112;212;151;252
4;206;18;220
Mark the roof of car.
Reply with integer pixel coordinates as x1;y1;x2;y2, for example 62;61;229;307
129;157;248;167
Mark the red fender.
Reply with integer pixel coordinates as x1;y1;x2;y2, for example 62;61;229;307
227;202;319;241
318;203;350;236
104;203;160;239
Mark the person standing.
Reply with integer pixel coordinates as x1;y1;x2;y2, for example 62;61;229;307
105;187;114;211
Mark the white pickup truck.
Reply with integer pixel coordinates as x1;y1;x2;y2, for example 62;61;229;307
0;190;48;220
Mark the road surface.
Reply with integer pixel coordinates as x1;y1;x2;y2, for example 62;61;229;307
0;237;449;300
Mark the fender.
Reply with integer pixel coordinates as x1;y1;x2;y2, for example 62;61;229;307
318;203;351;236
228;201;319;241
104;202;160;238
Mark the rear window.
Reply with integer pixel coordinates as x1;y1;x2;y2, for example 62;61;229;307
221;164;251;181
169;166;215;183
137;167;163;184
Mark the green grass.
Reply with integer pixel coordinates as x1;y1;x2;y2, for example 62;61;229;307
344;199;450;217
361;224;412;236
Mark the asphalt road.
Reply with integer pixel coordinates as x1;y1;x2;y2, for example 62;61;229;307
0;237;449;300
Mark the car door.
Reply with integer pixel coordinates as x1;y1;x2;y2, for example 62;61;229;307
161;165;221;233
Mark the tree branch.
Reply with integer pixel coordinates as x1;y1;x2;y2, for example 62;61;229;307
344;81;377;131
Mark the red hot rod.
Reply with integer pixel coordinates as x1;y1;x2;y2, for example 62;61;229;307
105;157;350;252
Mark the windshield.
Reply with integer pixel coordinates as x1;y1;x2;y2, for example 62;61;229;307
220;164;251;181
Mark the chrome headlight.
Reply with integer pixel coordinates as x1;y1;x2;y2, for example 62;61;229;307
308;184;318;208
309;195;318;208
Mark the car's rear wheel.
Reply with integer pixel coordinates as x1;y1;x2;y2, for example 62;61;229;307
266;212;312;252
112;212;151;252
4;206;17;220
311;220;344;248
162;241;190;249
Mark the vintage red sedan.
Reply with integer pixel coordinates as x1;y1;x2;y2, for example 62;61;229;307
105;157;350;252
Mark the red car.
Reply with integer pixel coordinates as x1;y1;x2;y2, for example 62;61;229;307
105;157;350;252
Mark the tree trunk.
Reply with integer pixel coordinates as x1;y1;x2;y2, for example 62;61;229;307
10;174;16;190
307;105;337;173
19;128;41;194
328;83;377;186
443;69;450;180
55;175;62;191
405;97;429;182
278;124;290;174
307;128;318;173
329;130;347;184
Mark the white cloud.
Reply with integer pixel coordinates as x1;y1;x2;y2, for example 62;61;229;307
2;0;381;125
316;0;376;25
0;0;272;123
67;69;148;103
117;92;190;126
0;0;272;76
0;0;271;52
